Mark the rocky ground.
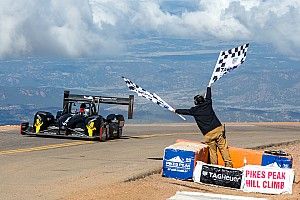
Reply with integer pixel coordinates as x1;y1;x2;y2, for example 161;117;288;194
67;141;300;200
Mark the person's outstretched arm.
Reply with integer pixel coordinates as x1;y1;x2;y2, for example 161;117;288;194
175;108;192;116
205;87;211;100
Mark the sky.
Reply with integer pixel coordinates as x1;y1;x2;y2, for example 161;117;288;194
0;0;299;58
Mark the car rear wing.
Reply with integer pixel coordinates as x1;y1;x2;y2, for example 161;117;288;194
63;91;134;119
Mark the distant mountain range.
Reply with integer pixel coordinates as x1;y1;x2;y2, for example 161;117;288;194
0;39;299;125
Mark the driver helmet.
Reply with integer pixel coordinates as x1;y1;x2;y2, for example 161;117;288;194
80;103;86;113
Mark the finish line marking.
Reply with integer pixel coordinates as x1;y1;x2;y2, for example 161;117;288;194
169;191;267;200
0;141;94;155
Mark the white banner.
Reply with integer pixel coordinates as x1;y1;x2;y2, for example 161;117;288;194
193;161;242;189
241;165;294;194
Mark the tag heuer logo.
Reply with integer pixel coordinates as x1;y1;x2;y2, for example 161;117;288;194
232;57;238;64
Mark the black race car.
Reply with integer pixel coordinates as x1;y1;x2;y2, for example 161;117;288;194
20;90;134;141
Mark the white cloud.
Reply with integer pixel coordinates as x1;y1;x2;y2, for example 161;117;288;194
0;0;121;58
0;0;299;58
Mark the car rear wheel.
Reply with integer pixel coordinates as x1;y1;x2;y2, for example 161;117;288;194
85;115;105;138
99;126;107;142
33;111;55;133
116;128;122;139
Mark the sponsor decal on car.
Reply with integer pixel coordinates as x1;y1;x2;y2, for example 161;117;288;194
86;119;96;137
34;115;43;133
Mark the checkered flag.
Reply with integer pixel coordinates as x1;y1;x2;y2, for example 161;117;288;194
122;76;186;120
208;43;249;87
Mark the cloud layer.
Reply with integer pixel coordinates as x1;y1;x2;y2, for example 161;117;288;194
0;0;299;57
0;0;121;57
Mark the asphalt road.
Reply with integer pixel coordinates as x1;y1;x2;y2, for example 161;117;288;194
0;123;299;200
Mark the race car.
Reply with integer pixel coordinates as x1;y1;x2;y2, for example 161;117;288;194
20;90;134;141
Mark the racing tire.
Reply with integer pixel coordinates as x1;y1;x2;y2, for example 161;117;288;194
116;128;122;139
116;114;124;139
108;122;119;139
84;115;104;137
20;122;29;135
99;126;108;142
106;114;116;123
33;111;55;133
115;114;125;122
116;114;125;127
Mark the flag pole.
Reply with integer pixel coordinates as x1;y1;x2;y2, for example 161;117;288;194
153;93;186;120
122;76;186;120
207;51;222;88
177;114;186;120
203;51;222;98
